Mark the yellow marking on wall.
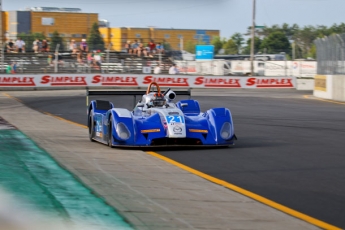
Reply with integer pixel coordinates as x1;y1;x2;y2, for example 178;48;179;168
146;151;342;230
314;75;327;92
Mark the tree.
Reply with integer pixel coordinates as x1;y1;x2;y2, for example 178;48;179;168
231;33;244;54
242;37;262;54
222;39;237;54
50;31;64;51
185;40;196;54
163;42;171;51
211;36;225;54
260;31;290;54
87;22;105;51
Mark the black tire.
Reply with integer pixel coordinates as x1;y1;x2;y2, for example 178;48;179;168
108;120;114;148
88;114;95;142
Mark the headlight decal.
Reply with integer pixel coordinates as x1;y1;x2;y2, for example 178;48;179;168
220;122;231;140
116;122;131;140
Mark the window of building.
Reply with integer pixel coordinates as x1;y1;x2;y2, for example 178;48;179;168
177;34;183;39
164;34;170;39
42;17;54;25
82;34;87;38
72;34;81;38
135;34;141;38
47;33;53;37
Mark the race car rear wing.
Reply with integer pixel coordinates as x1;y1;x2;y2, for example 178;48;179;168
86;89;191;107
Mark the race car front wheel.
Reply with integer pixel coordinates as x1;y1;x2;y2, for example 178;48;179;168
88;114;95;142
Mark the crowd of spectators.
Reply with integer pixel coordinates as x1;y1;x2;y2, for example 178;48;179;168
6;38;51;53
6;38;26;53
125;40;164;57
4;37;173;74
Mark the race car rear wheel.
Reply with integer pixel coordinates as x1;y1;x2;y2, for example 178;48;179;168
108;120;114;148
88;114;95;142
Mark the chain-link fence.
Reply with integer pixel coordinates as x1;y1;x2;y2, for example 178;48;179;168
314;33;345;75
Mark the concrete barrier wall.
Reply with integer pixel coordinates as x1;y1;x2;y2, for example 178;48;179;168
332;75;345;101
313;75;345;101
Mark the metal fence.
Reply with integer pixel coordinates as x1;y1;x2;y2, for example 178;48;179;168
314;33;345;75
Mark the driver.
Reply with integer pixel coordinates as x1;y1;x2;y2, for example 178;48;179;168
149;93;166;107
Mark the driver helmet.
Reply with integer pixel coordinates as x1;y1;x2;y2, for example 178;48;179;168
151;93;166;107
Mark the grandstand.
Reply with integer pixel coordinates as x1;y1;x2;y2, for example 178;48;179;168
1;51;174;74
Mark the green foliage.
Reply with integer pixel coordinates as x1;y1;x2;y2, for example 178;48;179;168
222;39;237;54
17;32;46;51
50;31;64;51
260;31;291;54
163;42;171;51
87;22;105;51
307;44;317;59
185;40;197;54
211;36;225;54
242;37;262;55
231;33;244;54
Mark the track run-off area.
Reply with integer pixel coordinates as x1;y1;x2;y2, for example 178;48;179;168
1;88;345;230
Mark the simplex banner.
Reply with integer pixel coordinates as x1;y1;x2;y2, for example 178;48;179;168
0;74;296;88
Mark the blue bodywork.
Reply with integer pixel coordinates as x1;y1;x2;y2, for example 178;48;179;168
88;98;236;147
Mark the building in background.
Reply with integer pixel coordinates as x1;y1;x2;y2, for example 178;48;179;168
2;7;219;51
99;27;219;51
4;7;98;40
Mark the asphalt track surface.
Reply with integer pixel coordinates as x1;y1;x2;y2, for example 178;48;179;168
15;89;345;229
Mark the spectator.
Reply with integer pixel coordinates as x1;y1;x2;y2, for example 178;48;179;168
69;40;77;54
41;40;49;52
6;64;12;74
169;63;179;74
87;52;93;66
131;40;139;55
33;39;40;53
80;39;88;53
156;42;164;54
47;55;53;66
148;40;156;55
11;62;17;73
154;65;161;74
76;49;83;63
137;41;147;57
125;40;132;53
92;50;103;69
53;52;64;66
15;37;25;53
6;39;15;53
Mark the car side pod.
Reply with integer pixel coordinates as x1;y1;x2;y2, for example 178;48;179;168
109;108;136;145
206;108;235;144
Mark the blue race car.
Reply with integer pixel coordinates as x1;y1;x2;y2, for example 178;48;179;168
87;82;237;147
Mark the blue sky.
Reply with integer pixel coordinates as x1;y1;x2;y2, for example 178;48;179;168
3;0;345;38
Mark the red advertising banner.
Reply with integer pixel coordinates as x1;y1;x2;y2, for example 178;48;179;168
0;74;296;89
